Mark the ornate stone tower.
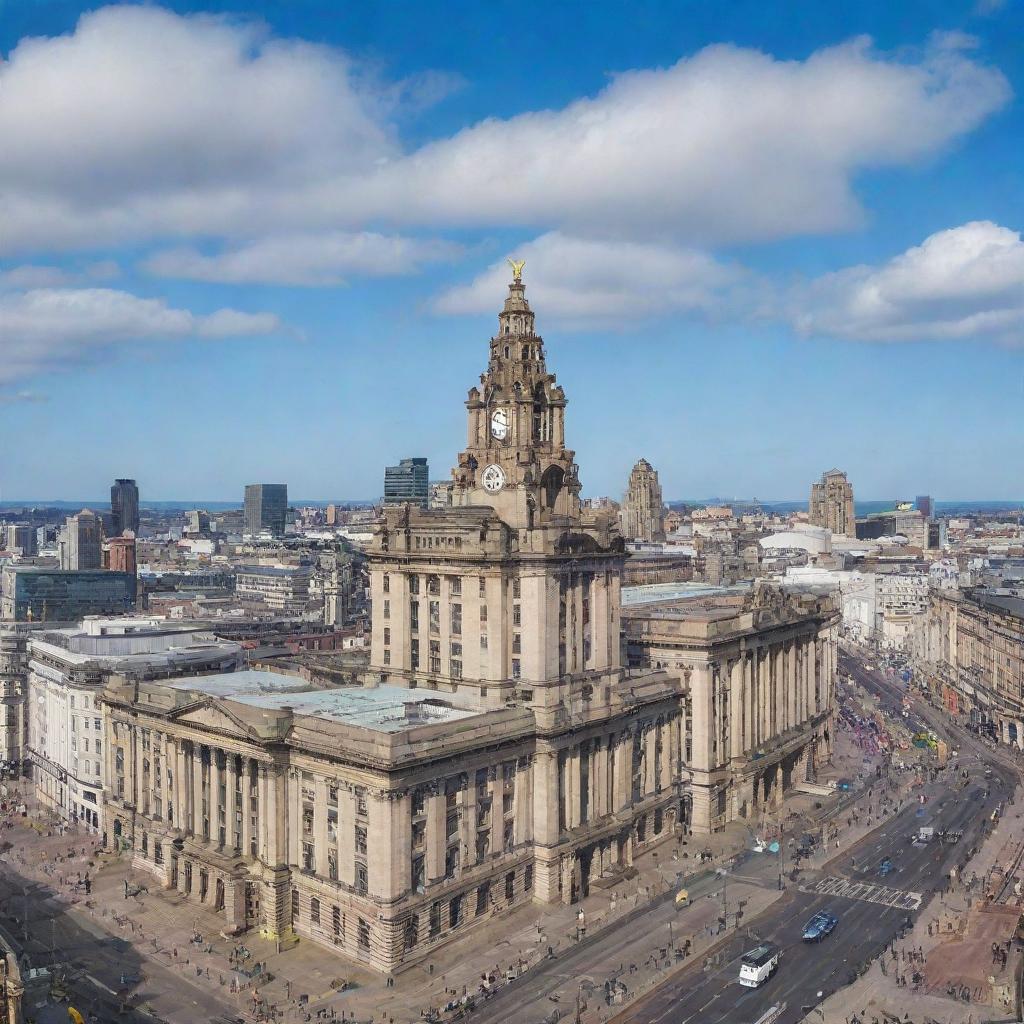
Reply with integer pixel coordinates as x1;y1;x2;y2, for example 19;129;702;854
620;458;666;543
367;266;627;713
451;267;579;537
809;469;856;538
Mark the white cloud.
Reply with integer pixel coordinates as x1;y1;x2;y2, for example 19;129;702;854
0;390;48;405
0;8;1011;259
144;232;462;286
0;260;121;290
793;221;1024;343
435;233;745;325
0;287;282;384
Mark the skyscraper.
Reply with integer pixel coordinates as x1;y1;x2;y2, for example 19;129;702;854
244;483;288;537
383;458;429;506
916;495;934;518
620;458;666;542
809;469;856;538
110;478;140;535
104;532;137;575
61;510;103;570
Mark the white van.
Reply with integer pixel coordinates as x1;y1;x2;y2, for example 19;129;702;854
739;943;780;987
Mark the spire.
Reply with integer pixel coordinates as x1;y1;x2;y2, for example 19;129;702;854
498;260;535;337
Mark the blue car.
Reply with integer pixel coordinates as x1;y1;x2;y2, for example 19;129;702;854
802;911;839;942
879;858;895;877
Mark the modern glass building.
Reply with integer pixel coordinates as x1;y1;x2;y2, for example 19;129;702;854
111;478;140;535
1;567;137;621
244;483;289;537
383;457;428;506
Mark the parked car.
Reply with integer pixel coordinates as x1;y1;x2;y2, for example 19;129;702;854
801;911;839;942
879;858;895;877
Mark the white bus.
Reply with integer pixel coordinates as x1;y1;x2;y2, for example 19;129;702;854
739;943;780;988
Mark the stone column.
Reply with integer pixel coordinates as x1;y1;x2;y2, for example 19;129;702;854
270;766;286;866
567;747;581;828
225;753;238;851
532;750;561;903
644;725;657;794
192;744;204;840
258;765;270;863
369;790;409;901
211;748;223;847
615;732;633;811
286;771;300;867
340;786;357;886
241;759;253;857
314;775;329;877
489;769;505;854
425;787;445;882
513;759;532;843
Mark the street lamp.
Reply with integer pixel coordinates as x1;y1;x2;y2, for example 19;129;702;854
716;868;729;931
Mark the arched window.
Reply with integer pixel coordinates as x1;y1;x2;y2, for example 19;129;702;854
541;466;565;510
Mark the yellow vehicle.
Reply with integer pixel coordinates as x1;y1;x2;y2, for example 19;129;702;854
674;888;690;907
68;1010;85;1024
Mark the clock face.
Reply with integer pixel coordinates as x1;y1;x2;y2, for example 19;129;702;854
482;464;506;493
490;408;509;440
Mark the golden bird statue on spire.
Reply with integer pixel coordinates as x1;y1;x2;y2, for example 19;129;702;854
507;257;526;281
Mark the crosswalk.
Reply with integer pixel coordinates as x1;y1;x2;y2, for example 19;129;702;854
808;875;923;911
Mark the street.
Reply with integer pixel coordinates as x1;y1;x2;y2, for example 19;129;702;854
607;651;1014;1024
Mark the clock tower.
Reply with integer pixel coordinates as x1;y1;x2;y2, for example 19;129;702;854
451;266;580;538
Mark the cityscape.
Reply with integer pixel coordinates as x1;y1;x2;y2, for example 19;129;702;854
2;4;1024;1024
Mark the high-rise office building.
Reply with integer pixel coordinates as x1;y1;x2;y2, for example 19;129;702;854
110;479;140;535
383;457;429;506
4;524;37;557
916;495;934;518
244;484;288;537
620;458;666;542
809;469;856;538
61;510;103;570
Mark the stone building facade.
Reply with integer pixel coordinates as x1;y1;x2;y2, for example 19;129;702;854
809;469;856;538
622;581;838;831
96;269;838;976
917;587;1024;744
621;459;666;543
0;630;28;773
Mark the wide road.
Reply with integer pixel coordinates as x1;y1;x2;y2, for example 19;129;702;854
612;653;1014;1024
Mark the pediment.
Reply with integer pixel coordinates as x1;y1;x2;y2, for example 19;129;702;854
170;699;255;740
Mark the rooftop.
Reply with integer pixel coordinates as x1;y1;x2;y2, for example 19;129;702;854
163;671;481;732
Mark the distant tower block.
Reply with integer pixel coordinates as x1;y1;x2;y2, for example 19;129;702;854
621;459;666;542
809;469;856;538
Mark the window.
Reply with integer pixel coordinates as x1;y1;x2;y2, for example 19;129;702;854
382;573;390;593
412;788;425;815
512;578;521;599
412;820;426;848
427;574;441;595
311;897;321;925
291;889;299;924
480;634;488;650
383;627;391;646
513;604;521;626
475;832;488;862
302;843;314;871
449;577;461;596
479;577;487;597
412;855;425;893
411;639;420;670
356;863;368;895
503;821;514;853
450;895;464;927
429;600;440;633
446;812;459;841
480;604;488;623
512;633;521;654
408;575;419;595
154;843;163;865
410;600;419;633
429;901;442;937
476;882;490;915
505;871;515;901
355;826;368;855
356;788;367;815
524;864;533;891
332;905;342;939
451;658;462;680
512;659;521;680
451;603;462;636
445;846;459;879
383;600;390;619
503;792;514;815
404;915;419;951
383;649;391;665
328;851;338;881
94;717;101;730
429;640;441;675
358;918;370;949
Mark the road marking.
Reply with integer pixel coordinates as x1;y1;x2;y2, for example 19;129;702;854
808;876;922;911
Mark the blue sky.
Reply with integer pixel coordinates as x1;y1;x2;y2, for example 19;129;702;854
1;0;1023;502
